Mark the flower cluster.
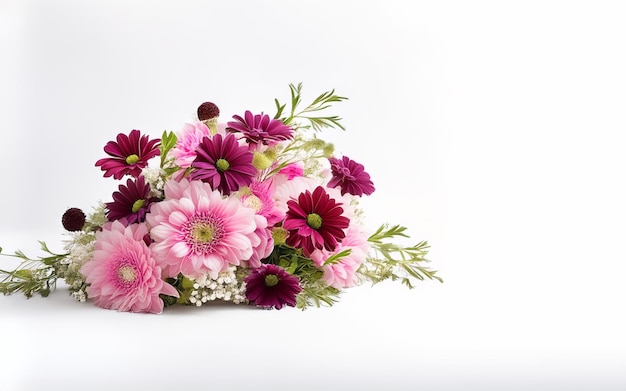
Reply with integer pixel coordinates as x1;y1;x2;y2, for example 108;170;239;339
1;84;442;314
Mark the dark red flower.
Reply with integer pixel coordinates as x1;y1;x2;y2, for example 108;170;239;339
244;264;302;310
62;208;86;231
105;176;156;224
283;186;350;255
197;102;220;121
190;133;257;195
226;111;293;146
328;156;375;197
95;130;160;179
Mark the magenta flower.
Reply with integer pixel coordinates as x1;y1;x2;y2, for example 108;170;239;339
283;186;350;255
146;179;261;278
191;133;257;195
95;130;160;179
105;175;156;224
80;221;179;314
277;162;304;180
226;111;293;146
327;156;375;197
244;264;302;310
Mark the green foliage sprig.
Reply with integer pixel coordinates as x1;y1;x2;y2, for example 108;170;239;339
0;242;68;298
160;130;178;166
275;83;348;132
159;130;180;177
360;224;443;288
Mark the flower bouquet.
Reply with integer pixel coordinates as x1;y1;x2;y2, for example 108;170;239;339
0;84;442;313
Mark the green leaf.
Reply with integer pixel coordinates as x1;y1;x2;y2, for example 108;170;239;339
322;249;352;266
274;98;286;119
160;130;178;168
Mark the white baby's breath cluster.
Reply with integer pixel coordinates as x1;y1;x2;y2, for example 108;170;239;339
58;205;107;302
87;203;108;228
188;267;247;306
60;231;95;302
142;167;167;198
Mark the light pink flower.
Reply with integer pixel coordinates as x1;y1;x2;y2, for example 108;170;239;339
309;226;369;289
80;221;178;314
146;179;259;278
240;179;284;226
243;215;274;269
170;121;226;168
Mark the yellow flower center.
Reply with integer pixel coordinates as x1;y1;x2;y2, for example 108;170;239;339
264;274;279;287
306;213;322;230
191;222;215;243
216;158;230;172
126;154;140;164
131;199;145;213
242;195;262;212
118;265;137;283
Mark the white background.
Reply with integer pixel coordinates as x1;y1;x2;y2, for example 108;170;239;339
1;1;625;390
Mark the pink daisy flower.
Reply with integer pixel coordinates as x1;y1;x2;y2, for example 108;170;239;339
283;186;350;256
244;264;302;310
170;121;226;168
95;130;160;179
309;226;369;289
146;179;260;278
191;133;257;195
80;221;178;314
226;111;293;146
328;156;375;197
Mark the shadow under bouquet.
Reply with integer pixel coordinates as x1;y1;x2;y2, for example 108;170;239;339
1;84;442;313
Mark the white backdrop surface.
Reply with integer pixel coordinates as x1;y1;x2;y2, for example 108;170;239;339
1;1;625;390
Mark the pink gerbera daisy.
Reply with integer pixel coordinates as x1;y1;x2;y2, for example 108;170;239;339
327;156;375;197
80;221;178;314
283;186;350;255
309;226;369;289
105;175;156;224
239;179;284;226
243;215;275;269
190;133;257;195
146;179;260;278
169;122;212;168
244;264;302;310
95;130;160;179
226;111;293;146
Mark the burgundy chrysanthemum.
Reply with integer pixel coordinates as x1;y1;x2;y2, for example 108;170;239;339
95;130;161;179
62;207;86;232
105;176;156;225
283;186;350;255
244;264;302;310
226;111;293;146
328;156;375;197
190;133;257;195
